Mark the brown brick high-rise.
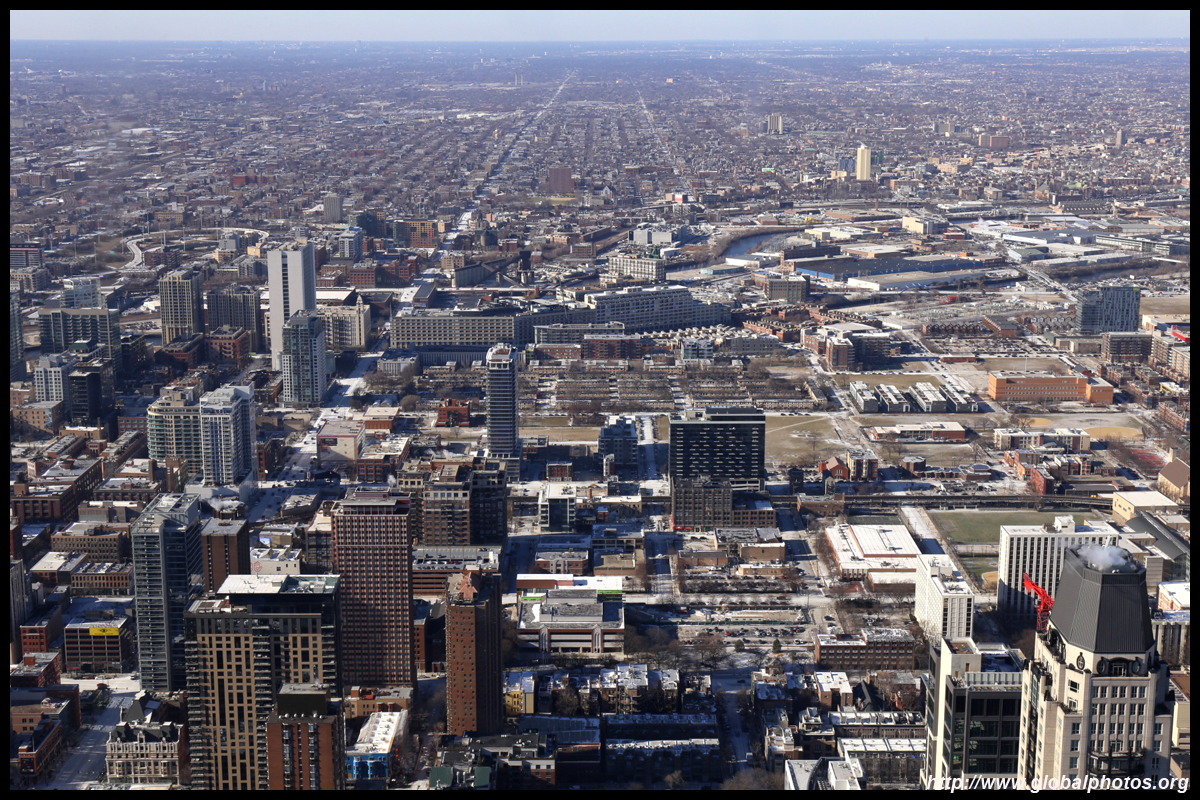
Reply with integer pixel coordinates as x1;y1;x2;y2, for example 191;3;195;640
445;569;502;736
265;684;345;790
331;487;416;687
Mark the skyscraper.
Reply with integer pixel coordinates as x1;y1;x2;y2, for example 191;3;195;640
1114;129;1128;148
10;292;25;381
267;243;316;367
856;145;872;181
767;112;783;135
331;487;416;687
669;406;766;489
1075;285;1141;334
37;307;123;375
445;570;502;736
1018;545;1174;787
67;357;115;426
132;494;203;692
159;269;205;345
281;311;327;408
185;574;340;790
147;386;203;477
323;192;343;224
206;285;265;352
199;385;254;485
485;344;520;461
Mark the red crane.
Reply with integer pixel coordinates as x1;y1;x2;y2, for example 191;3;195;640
1023;573;1054;633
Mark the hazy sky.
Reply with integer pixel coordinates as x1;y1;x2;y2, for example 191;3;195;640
9;10;1191;42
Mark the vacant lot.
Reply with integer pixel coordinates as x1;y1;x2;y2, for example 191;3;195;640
522;426;602;443
959;557;999;587
765;415;840;463
1140;295;1191;315
929;510;1095;545
973;356;1068;373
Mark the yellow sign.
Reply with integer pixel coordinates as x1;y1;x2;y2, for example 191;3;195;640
89;627;120;636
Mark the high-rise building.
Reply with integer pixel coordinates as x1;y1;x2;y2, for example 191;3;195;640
1075;285;1141;334
265;684;346;790
159;269;205;345
998;516;1119;618
10;292;26;381
767;113;783;135
547;166;573;195
206;285;265;352
856;145;872;181
445;570;502;736
185;574;340;790
485;344;520;462
1114;129;1128;148
914;554;975;641
922;636;1025;785
68;358;115;426
316;297;371;352
267;243;316;367
1017;545;1174;787
61;276;102;309
199;385;254;485
33;352;78;415
337;227;364;262
280;311;327;408
198;517;250;594
10;245;45;271
147;386;203;477
37;307;123;375
323;193;343;224
132;494;203;692
331;487;416;687
669;406;766;489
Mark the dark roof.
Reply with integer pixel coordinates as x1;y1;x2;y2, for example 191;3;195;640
1050;548;1152;654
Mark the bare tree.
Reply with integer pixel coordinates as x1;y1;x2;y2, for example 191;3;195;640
663;770;685;790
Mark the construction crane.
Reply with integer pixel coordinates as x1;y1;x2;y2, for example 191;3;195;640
1023;573;1054;633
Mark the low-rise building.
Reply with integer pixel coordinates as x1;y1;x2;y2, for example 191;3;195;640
814;628;916;670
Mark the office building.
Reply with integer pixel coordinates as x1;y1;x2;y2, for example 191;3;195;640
337;227;364;262
446;570;503;736
61;276;102;309
206;284;265;352
485;344;520;461
147;387;203;476
132;494;203;692
767;113;783;135
1075;285;1141;334
265;684;346;790
280;311;327;408
267;242;317;366
607;254;666;282
185;574;340;790
159;269;205;345
547;166;573;195
323;192;342;224
11;292;26;380
33;352;78;415
37;307;123;375
669;407;766;489
1018;545;1174;787
199;385;254;485
998;516;1119;618
331;487;416;687
915;555;975;641
856;145;872;181
922;637;1025;785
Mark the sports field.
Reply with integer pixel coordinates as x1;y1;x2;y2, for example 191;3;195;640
929;510;1095;545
